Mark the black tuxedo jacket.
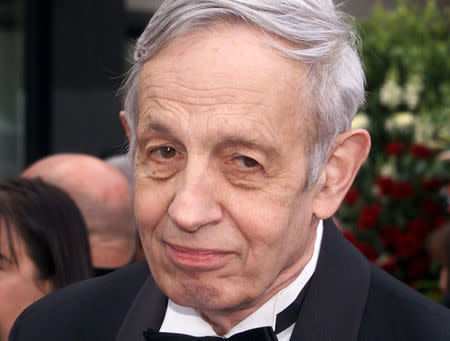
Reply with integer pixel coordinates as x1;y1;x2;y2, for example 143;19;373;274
9;220;450;341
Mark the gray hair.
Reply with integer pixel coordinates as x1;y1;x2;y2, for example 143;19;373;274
122;0;365;189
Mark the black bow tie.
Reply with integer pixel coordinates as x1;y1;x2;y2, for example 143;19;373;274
143;327;277;340
144;278;311;341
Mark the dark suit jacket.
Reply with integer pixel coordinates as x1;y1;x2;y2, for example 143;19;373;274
441;292;450;309
9;220;450;341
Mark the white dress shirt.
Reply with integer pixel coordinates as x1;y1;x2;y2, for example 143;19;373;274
160;221;323;340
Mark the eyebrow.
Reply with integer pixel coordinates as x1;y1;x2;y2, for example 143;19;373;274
140;122;185;146
216;136;280;158
142;122;172;136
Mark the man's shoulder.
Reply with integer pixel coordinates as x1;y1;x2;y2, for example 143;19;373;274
360;263;450;340
9;261;150;341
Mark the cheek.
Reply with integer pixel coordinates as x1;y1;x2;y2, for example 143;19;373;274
226;184;313;265
134;181;176;266
224;198;292;271
135;182;171;232
0;275;45;339
228;186;300;241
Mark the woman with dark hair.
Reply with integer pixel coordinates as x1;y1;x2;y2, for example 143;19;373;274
0;178;93;340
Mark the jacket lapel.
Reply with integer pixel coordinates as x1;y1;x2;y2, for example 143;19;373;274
290;219;371;341
115;274;168;341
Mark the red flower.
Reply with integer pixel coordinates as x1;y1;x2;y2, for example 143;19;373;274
392;182;414;199
395;231;422;258
419;199;443;216
433;217;446;230
377;256;398;275
409;143;432;159
342;230;357;245
380;224;402;249
407;218;431;239
344;187;360;204
407;255;429;281
357;204;382;230
375;176;394;196
384;141;405;156
355;241;378;262
420;178;443;191
342;231;378;262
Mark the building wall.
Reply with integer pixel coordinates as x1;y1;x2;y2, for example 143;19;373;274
50;0;126;158
126;0;450;17
342;0;449;18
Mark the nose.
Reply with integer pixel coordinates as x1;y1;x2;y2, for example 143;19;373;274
167;161;223;232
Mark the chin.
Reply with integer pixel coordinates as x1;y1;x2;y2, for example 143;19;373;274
162;273;237;310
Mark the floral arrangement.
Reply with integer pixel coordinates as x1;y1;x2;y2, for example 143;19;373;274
337;0;449;297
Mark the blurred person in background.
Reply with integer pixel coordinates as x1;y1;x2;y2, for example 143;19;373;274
0;178;92;340
22;154;137;276
105;153;146;262
427;221;450;308
105;110;146;261
106;154;134;188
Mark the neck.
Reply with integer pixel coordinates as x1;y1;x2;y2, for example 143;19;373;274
90;236;136;269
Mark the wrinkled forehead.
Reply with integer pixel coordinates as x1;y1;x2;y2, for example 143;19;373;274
137;23;308;125
142;22;304;81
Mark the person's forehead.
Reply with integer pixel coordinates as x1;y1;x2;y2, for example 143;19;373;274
139;23;305;98
137;24;308;140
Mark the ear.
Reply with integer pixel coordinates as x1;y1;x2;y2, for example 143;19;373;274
119;110;132;139
38;278;54;295
440;267;448;293
313;129;371;219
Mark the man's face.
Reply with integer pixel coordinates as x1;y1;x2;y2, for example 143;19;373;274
134;24;323;317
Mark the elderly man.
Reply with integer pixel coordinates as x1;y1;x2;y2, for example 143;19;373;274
21;154;136;276
10;1;450;340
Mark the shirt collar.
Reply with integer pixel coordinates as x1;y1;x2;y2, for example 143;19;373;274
159;220;323;338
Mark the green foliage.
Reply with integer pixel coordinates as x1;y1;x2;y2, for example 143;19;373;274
358;0;450;152
338;0;450;297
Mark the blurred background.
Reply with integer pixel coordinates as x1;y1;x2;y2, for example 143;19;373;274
0;0;448;176
0;0;449;297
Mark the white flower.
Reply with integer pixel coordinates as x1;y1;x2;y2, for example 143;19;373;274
380;79;403;110
380;159;398;178
403;75;423;110
352;112;370;129
438;123;450;143
414;113;449;148
414;115;433;144
385;111;415;132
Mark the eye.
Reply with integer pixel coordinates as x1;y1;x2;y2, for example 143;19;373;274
223;154;265;188
228;155;262;173
150;146;179;161
143;145;184;179
235;156;259;168
159;146;177;159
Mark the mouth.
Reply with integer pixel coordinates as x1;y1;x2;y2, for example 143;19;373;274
165;243;234;271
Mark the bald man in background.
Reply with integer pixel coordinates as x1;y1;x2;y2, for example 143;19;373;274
22;154;137;276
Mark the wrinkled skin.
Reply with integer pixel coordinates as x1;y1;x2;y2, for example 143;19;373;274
134;24;327;334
